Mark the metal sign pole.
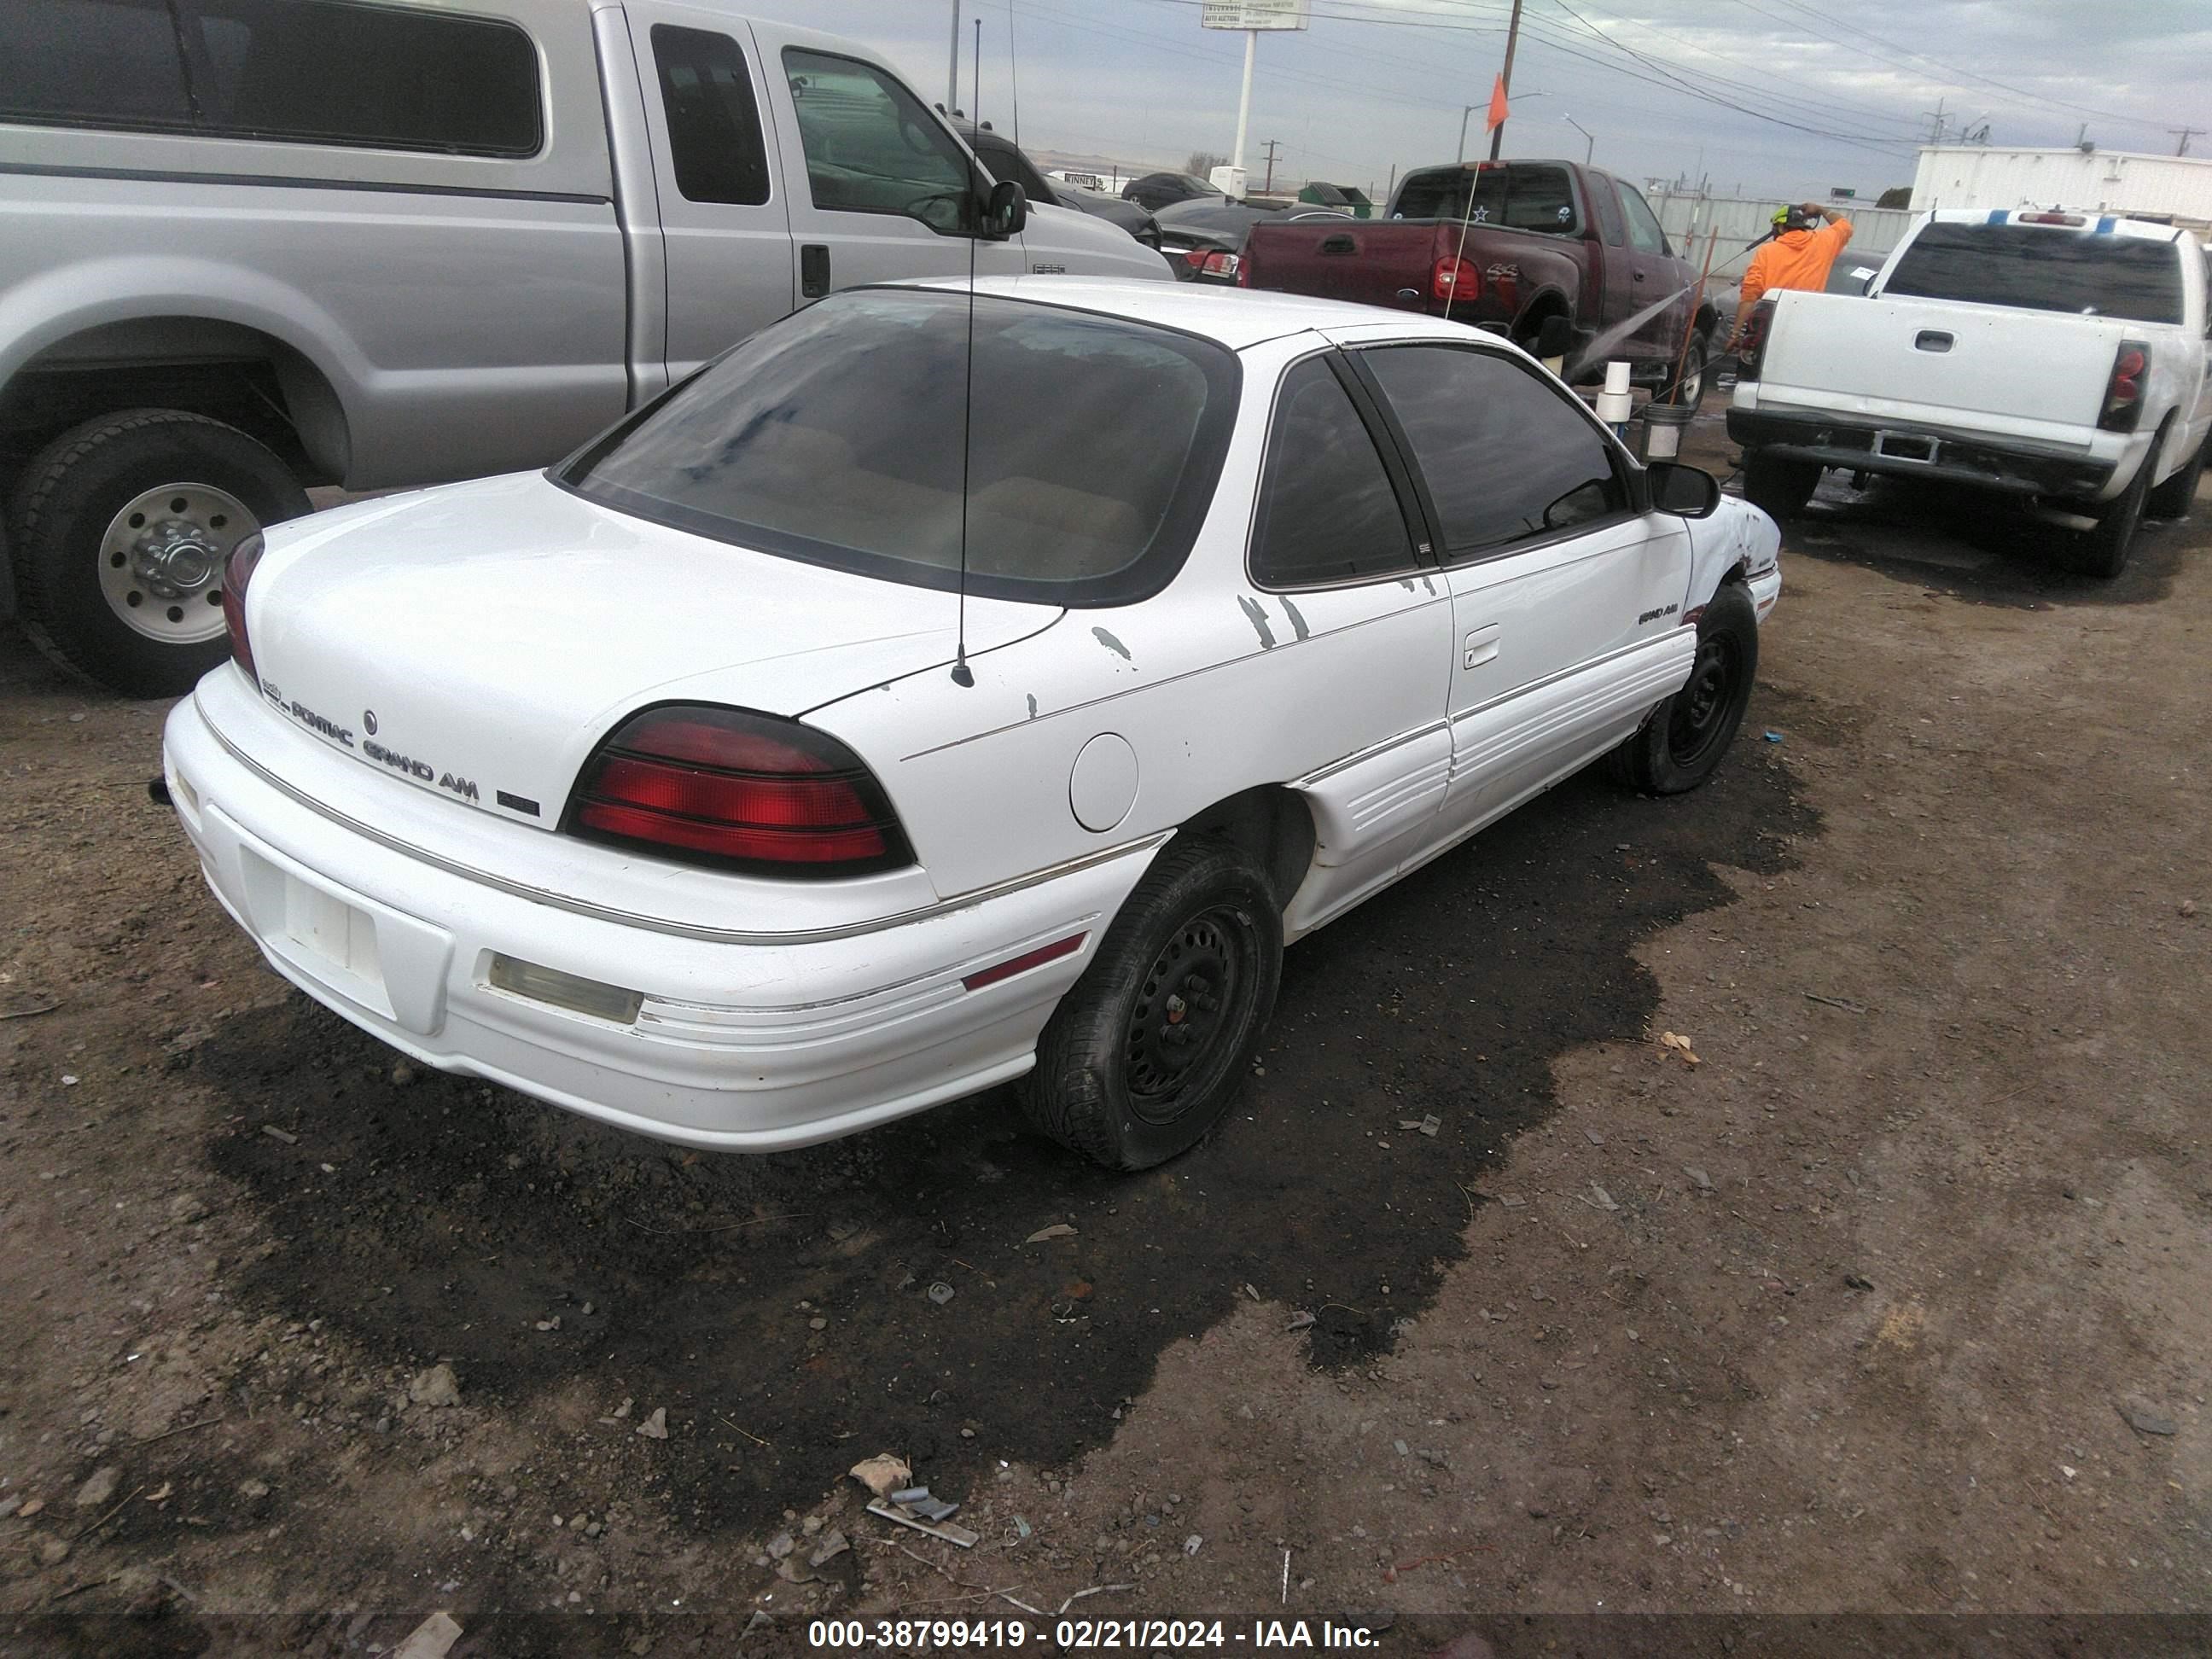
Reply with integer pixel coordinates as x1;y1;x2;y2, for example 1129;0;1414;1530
1233;28;1255;179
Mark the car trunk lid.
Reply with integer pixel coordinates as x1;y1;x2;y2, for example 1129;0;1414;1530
242;472;1060;828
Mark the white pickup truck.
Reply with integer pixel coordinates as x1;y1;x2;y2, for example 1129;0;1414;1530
1729;208;2212;575
0;0;1167;696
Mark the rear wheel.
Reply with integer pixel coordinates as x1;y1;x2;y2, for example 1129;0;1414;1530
2145;427;2209;521
1667;335;1708;413
1609;584;1760;795
2071;433;2159;579
7;410;308;696
1742;451;1820;520
1020;838;1282;1170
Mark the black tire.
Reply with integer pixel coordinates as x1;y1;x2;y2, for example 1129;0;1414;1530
1742;451;1820;520
2071;433;2159;579
7;410;309;698
1020;837;1283;1171
1609;583;1760;796
2145;427;2209;521
1667;335;1708;413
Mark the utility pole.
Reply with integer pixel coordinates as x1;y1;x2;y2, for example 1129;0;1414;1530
1260;139;1281;195
1487;0;1524;161
2172;126;2206;157
946;0;961;115
1922;96;1947;146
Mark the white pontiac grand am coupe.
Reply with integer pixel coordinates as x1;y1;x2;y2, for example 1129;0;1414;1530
165;277;1781;1170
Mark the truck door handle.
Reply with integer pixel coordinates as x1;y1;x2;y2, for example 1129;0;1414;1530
1914;330;1953;352
1633;271;1647;282
800;244;830;299
1318;233;1356;253
1464;624;1501;670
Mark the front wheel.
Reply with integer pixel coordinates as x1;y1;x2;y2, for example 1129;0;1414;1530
7;410;308;696
1609;583;1760;795
1020;838;1282;1170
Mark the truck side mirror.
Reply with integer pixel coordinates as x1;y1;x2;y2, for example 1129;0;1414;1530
981;180;1027;240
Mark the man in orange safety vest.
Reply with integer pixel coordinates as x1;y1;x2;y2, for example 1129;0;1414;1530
1728;201;1854;347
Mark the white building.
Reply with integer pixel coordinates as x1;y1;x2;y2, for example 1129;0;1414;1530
1912;146;2212;230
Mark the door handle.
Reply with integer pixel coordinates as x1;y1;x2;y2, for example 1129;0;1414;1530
1319;233;1357;253
800;243;830;299
1463;624;1501;670
1633;270;1647;282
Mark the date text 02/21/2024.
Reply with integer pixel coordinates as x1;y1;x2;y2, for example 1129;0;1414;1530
805;1617;1381;1649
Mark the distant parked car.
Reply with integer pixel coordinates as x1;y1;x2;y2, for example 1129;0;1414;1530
1124;171;1223;212
955;121;1160;247
1155;198;1348;284
167;278;1779;1170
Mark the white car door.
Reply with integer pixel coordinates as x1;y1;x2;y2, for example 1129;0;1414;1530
1348;341;1696;848
749;24;1027;296
616;5;799;383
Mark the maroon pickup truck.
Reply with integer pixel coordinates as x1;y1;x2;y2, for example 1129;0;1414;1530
1241;159;1719;408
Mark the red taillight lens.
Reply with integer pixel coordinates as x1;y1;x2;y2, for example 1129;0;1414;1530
1736;299;1777;381
1433;254;1478;304
221;532;265;683
1201;250;1239;280
566;705;910;876
2100;341;2150;431
1181;247;1210;272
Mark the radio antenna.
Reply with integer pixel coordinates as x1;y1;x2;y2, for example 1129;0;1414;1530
1008;1;1022;151
951;14;984;689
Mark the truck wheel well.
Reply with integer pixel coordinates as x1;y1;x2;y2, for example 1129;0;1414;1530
1174;786;1316;914
1695;302;1720;341
1511;293;1572;342
0;319;348;489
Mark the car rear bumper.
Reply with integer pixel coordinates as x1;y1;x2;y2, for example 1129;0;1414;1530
163;690;1153;1153
1726;406;2119;500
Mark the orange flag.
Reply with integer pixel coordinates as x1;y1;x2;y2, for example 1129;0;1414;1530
1485;73;1510;131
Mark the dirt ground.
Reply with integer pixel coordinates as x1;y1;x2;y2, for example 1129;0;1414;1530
3;410;2211;1656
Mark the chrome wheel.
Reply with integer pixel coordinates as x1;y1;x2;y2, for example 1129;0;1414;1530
97;483;256;644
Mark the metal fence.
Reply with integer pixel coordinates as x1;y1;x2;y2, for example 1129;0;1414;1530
1647;193;1916;266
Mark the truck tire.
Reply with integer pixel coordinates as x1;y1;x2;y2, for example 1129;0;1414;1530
1743;451;1820;519
8;410;308;698
1666;336;1708;413
2071;433;2159;579
1607;582;1759;796
1019;837;1281;1171
2145;427;2208;521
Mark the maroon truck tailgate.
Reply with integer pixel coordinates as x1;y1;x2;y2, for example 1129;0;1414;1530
1246;219;1436;312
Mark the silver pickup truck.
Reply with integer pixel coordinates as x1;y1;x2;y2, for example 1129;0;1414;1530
0;0;1168;696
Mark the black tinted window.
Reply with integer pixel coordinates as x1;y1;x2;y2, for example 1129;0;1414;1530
1589;174;1626;247
785;49;971;225
567;291;1240;607
1361;346;1626;556
653;26;771;206
1394;165;1505;223
1252;358;1417;587
974;134;1052;201
0;0;193;130
184;0;540;156
1615;181;1668;253
1884;223;2184;324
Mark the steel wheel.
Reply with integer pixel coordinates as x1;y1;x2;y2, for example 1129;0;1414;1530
1121;905;1260;1126
96;482;257;644
1667;630;1743;771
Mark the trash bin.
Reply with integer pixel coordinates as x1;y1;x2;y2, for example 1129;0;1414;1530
1639;401;1694;463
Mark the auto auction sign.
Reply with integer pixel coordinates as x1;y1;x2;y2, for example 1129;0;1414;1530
1200;0;1311;28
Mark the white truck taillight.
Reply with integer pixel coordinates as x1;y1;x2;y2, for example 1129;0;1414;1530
2098;340;2151;432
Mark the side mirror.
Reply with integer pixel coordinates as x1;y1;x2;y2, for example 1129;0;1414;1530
1647;461;1721;519
1533;314;1576;362
981;179;1027;239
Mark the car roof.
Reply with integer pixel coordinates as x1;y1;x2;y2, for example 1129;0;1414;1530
1922;207;2184;242
888;276;1442;349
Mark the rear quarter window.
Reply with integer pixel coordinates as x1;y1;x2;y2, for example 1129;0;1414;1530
1885;223;2185;325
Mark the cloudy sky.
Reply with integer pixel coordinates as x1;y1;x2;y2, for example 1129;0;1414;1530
742;0;2211;201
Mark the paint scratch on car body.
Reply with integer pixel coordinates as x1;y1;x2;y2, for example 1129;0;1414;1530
1091;627;1132;661
1238;596;1277;649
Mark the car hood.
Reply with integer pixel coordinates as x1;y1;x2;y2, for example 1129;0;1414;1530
238;471;1060;827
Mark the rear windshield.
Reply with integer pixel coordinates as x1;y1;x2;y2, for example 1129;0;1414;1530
561;290;1240;606
1883;223;2184;324
1391;163;1580;234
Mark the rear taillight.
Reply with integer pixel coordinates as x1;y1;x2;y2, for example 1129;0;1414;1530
1180;247;1210;273
1201;250;1240;280
567;704;911;876
221;532;265;683
1735;299;1778;381
2099;340;2150;431
1433;254;1478;305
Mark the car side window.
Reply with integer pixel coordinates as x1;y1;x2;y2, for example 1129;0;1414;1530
1505;164;1580;235
1250;357;1422;588
0;0;193;129
1589;173;1627;247
1615;181;1670;255
1359;345;1627;558
784;48;973;230
977;135;1054;202
652;26;771;206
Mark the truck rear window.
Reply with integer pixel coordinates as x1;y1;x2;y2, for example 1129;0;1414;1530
1883;224;2184;325
1391;164;1579;235
561;290;1241;608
